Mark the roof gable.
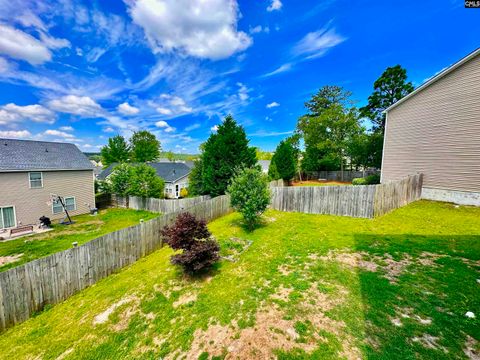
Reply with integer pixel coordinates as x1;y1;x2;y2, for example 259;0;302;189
0;138;94;172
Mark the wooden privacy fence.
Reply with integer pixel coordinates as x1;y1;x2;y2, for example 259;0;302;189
270;174;423;218
0;195;231;333
271;185;376;218
128;195;210;213
374;173;423;216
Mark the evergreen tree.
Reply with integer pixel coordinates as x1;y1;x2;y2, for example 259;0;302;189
188;157;205;196
100;135;130;167
272;140;296;182
202;115;257;196
360;65;414;132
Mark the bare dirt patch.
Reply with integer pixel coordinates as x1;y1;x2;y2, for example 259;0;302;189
412;334;447;352
173;292;197;308
464;336;480;360
0;253;23;266
176;282;361;360
270;286;293;302
278;264;293;276
318;250;378;273
92;295;138;326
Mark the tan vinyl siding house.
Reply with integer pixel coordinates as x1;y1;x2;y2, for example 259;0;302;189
382;48;480;206
0;139;95;228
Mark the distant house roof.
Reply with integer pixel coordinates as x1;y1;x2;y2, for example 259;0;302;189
258;160;271;172
0;138;94;172
98;162;191;183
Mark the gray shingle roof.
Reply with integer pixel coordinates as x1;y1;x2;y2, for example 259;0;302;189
98;162;191;183
0;138;94;171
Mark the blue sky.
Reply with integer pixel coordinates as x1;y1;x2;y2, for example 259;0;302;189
0;0;478;153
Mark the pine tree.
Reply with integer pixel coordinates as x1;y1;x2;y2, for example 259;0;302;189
272;140;296;182
202;115;257;197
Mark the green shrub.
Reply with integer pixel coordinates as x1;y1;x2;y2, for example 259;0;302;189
352;177;367;185
352;174;380;185
228;167;271;230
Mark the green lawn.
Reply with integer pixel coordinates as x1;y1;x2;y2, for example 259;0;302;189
0;200;479;359
0;208;158;272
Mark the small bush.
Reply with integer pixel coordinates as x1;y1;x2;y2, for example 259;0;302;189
180;188;188;198
161;213;219;273
228;167;271;230
352;174;380;185
365;174;380;184
352;177;367;185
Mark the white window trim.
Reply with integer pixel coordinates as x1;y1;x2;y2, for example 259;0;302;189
52;196;76;215
29;172;44;189
0;205;17;229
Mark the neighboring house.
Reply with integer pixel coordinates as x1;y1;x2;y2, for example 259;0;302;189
382;48;480;206
258;160;271;174
0;139;95;229
99;162;191;199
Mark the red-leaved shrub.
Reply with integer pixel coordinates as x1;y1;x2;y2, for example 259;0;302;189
161;213;220;273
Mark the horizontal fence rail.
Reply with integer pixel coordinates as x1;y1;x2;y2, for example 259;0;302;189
0;195;231;332
270;174;423;219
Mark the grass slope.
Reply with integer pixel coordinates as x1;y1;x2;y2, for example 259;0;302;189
0;208;157;272
0;201;479;359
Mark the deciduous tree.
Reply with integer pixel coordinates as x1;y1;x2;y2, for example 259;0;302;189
130;130;161;162
100;135;130;166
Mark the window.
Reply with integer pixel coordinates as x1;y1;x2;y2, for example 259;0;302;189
0;206;16;229
52;197;76;214
29;172;43;188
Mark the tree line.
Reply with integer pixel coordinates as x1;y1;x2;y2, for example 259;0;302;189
268;64;414;182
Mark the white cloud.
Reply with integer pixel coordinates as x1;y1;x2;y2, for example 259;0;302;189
267;0;282;12
185;123;201;132
249;25;269;34
263;23;345;77
250;130;293;137
0;57;12;73
0;130;32;138
0;24;51;65
292;27;346;59
59;126;74;131
127;0;252;60
211;125;219;132
48;95;103;117
263;63;293;77
44;129;76;139
0;103;55;124
103;127;115;133
155;120;169;128
155;120;175;133
156;107;173;115
117;102;140;115
266;101;280;108
154;94;193;115
237;82;249;101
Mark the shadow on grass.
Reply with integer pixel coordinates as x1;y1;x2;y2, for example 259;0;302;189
353;233;480;359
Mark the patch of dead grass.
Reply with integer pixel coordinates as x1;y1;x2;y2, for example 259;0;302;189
464;336;480;360
175;282;361;359
0;253;23;266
